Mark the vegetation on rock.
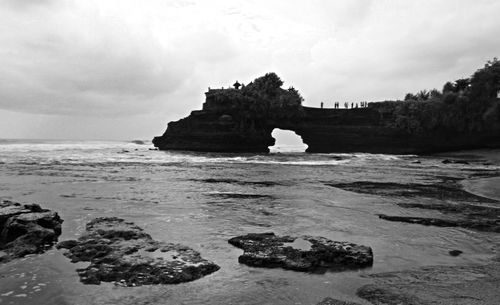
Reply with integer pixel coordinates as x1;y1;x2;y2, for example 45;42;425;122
393;58;500;134
205;72;304;120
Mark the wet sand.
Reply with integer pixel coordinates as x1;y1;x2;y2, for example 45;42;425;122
356;169;500;305
463;176;500;202
1;142;500;304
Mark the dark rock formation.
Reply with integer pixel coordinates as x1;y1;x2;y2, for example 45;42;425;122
331;180;500;232
377;214;500;232
328;181;498;203
153;61;500;153
316;297;362;305
0;200;63;263
449;250;463;256
206;192;273;199
228;232;373;272
192;178;283;187
57;217;219;286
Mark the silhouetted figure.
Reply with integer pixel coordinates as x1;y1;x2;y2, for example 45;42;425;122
356;103;358;108
233;81;241;89
351;103;354;109
321;102;324;109
344;102;348;109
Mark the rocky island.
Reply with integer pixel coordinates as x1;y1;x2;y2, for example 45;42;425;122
153;59;500;153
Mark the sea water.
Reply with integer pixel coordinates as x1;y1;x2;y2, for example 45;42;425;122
0;139;499;305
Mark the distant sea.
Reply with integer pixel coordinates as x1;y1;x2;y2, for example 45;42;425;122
0;139;499;305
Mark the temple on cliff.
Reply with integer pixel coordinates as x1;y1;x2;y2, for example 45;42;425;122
153;62;500;154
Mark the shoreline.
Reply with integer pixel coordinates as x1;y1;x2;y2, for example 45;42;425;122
462;176;500;202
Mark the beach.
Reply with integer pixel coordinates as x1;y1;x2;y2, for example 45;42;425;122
1;140;499;305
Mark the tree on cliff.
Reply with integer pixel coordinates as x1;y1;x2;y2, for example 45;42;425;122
469;57;500;101
241;72;303;112
392;58;500;134
245;72;284;97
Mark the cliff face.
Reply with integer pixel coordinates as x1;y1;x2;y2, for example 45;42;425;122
296;105;500;153
153;97;500;154
153;65;500;154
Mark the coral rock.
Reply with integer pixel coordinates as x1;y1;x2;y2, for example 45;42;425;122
57;217;219;286
228;232;373;272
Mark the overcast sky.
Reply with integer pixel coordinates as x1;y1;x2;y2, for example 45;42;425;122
0;0;499;140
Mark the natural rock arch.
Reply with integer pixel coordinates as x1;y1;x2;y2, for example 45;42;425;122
153;68;500;154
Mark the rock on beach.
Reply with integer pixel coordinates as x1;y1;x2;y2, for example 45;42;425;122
57;217;220;286
0;200;63;263
228;232;373;272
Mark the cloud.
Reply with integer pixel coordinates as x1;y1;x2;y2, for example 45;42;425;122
3;0;55;10
302;0;500;102
0;0;238;116
0;0;499;139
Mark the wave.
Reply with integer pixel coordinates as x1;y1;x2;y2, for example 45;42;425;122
0;140;430;167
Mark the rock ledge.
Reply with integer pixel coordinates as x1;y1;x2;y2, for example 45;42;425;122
57;217;219;286
228;232;373;272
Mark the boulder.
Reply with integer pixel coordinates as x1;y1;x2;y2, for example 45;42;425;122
57;217;219;286
0;200;63;263
228;232;373;272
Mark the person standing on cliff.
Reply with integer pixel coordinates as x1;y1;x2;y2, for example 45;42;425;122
321;102;324;109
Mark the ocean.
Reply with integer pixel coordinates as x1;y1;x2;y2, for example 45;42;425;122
0;139;499;305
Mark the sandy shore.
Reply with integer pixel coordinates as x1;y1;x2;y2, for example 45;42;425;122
463;176;500;202
357;258;500;305
355;176;500;305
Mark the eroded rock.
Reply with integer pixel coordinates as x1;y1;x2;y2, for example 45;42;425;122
377;213;500;233
328;181;497;203
331;180;500;232
449;250;463;256
0;200;63;263
228;232;373;272
57;217;219;286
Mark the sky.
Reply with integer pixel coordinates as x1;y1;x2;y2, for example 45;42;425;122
0;0;499;141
